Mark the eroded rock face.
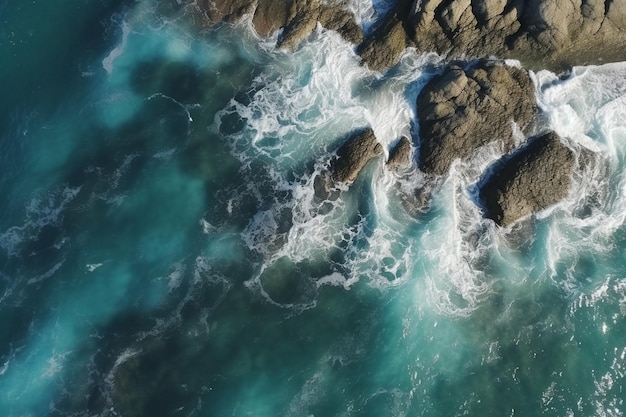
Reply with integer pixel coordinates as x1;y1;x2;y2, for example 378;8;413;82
198;0;362;50
416;60;536;175
330;128;383;183
479;131;576;227
412;0;626;71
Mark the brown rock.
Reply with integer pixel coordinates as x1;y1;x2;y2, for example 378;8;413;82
358;16;408;72
277;13;319;50
416;60;536;175
406;0;626;71
479;131;576;227
330;128;383;183
198;0;363;51
319;4;364;45
386;136;412;170
253;0;296;37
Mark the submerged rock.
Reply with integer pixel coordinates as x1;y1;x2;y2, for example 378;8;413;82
259;257;317;305
416;60;536;175
330;128;383;183
479;131;576;227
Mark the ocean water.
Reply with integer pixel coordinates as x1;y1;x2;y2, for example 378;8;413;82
0;1;625;416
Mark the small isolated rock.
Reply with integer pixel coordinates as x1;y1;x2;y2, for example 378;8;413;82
386;136;412;171
330;128;383;183
417;60;536;175
479;131;576;227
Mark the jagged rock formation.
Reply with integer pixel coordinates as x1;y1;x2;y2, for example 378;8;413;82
358;13;410;72
411;0;626;70
194;0;608;225
386;136;413;171
197;0;362;49
197;0;626;72
359;0;626;72
479;131;576;226
416;60;536;175
330;128;383;183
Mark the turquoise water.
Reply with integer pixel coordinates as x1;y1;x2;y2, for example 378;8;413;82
1;1;625;416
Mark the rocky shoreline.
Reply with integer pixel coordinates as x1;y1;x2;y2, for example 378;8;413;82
195;0;626;227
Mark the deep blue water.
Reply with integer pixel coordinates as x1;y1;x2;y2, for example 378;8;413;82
0;1;625;416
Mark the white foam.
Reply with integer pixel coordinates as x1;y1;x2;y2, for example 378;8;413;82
102;346;143;411
165;262;186;292
217;29;433;171
27;261;65;285
0;359;9;377
214;30;447;300
0;186;79;258
533;63;626;289
316;272;351;289
147;93;194;124
286;370;325;417
0;227;24;257
346;0;396;31
165;37;192;61
408;134;546;316
102;21;130;75
42;351;71;379
152;148;177;159
206;12;626;321
86;263;104;272
134;256;233;340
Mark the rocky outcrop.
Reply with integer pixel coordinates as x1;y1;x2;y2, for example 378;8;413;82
479;131;576;226
416;60;536;175
194;0;610;226
317;4;363;45
386;136;413;171
361;0;626;72
198;0;362;49
199;0;626;72
358;14;410;72
330;128;383;183
357;0;416;71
